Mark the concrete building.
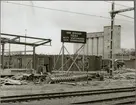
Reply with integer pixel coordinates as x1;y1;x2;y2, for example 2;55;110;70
73;25;121;59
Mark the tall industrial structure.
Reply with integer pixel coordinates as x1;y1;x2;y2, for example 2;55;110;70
73;25;121;59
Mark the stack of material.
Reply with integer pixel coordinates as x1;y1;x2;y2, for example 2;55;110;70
0;77;27;85
50;75;88;83
11;73;32;80
1;68;34;78
0;72;32;85
49;73;104;83
113;68;135;80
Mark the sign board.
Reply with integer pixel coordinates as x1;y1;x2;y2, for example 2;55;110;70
61;30;87;44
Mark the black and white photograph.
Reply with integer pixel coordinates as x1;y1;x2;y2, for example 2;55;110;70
0;0;136;105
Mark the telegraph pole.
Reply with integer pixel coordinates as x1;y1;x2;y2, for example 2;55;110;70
110;2;115;77
134;0;136;103
0;33;1;72
109;2;134;77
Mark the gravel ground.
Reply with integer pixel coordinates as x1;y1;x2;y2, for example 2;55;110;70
1;79;135;97
1;92;135;105
0;79;135;105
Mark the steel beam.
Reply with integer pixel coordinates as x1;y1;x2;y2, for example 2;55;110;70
97;37;99;56
1;33;52;47
103;37;104;58
33;46;36;71
92;38;94;55
11;36;20;41
1;40;35;46
62;42;64;71
110;7;134;14
35;40;51;47
1;43;5;69
1;33;50;41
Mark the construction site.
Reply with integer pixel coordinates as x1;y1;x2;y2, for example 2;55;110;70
0;1;136;105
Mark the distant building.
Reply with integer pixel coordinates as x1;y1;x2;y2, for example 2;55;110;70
73;25;121;59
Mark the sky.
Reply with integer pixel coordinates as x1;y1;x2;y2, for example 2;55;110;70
1;1;134;54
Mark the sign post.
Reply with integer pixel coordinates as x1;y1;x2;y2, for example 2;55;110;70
62;42;64;71
61;30;87;72
61;30;86;44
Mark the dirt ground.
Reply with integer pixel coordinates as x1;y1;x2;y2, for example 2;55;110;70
1;68;135;105
1;79;135;97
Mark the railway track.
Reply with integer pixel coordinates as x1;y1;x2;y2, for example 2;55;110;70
1;86;136;103
72;94;136;105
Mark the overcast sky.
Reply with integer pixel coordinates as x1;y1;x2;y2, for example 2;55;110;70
1;1;134;54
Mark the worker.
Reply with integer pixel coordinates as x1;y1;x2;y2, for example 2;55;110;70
44;63;49;72
104;64;110;73
38;65;43;74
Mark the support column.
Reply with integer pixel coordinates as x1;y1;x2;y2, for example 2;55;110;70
86;39;89;84
8;43;11;68
0;42;2;70
83;44;85;71
33;46;36;71
2;43;5;69
103;37;104;58
92;38;94;55
134;0;136;102
62;42;64;71
97;37;99;56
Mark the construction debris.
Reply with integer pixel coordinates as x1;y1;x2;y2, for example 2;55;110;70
60;82;77;86
0;78;27;85
1;71;106;85
113;69;135;80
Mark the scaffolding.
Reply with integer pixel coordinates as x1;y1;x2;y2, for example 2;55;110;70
0;33;52;70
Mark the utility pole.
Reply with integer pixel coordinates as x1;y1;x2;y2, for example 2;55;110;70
0;35;1;70
134;0;136;103
0;34;1;74
109;3;134;77
110;2;115;77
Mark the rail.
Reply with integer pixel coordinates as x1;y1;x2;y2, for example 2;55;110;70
1;86;136;103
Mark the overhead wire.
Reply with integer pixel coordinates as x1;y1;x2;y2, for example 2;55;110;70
2;1;134;23
104;1;134;21
117;14;134;19
3;1;111;19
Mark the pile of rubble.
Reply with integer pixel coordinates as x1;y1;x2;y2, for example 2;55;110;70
0;73;31;86
113;68;135;80
1;72;105;86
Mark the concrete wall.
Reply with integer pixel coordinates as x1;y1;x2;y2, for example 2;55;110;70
3;54;102;72
3;55;52;73
114;54;130;60
52;55;102;71
103;25;121;59
73;25;121;59
124;59;136;69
